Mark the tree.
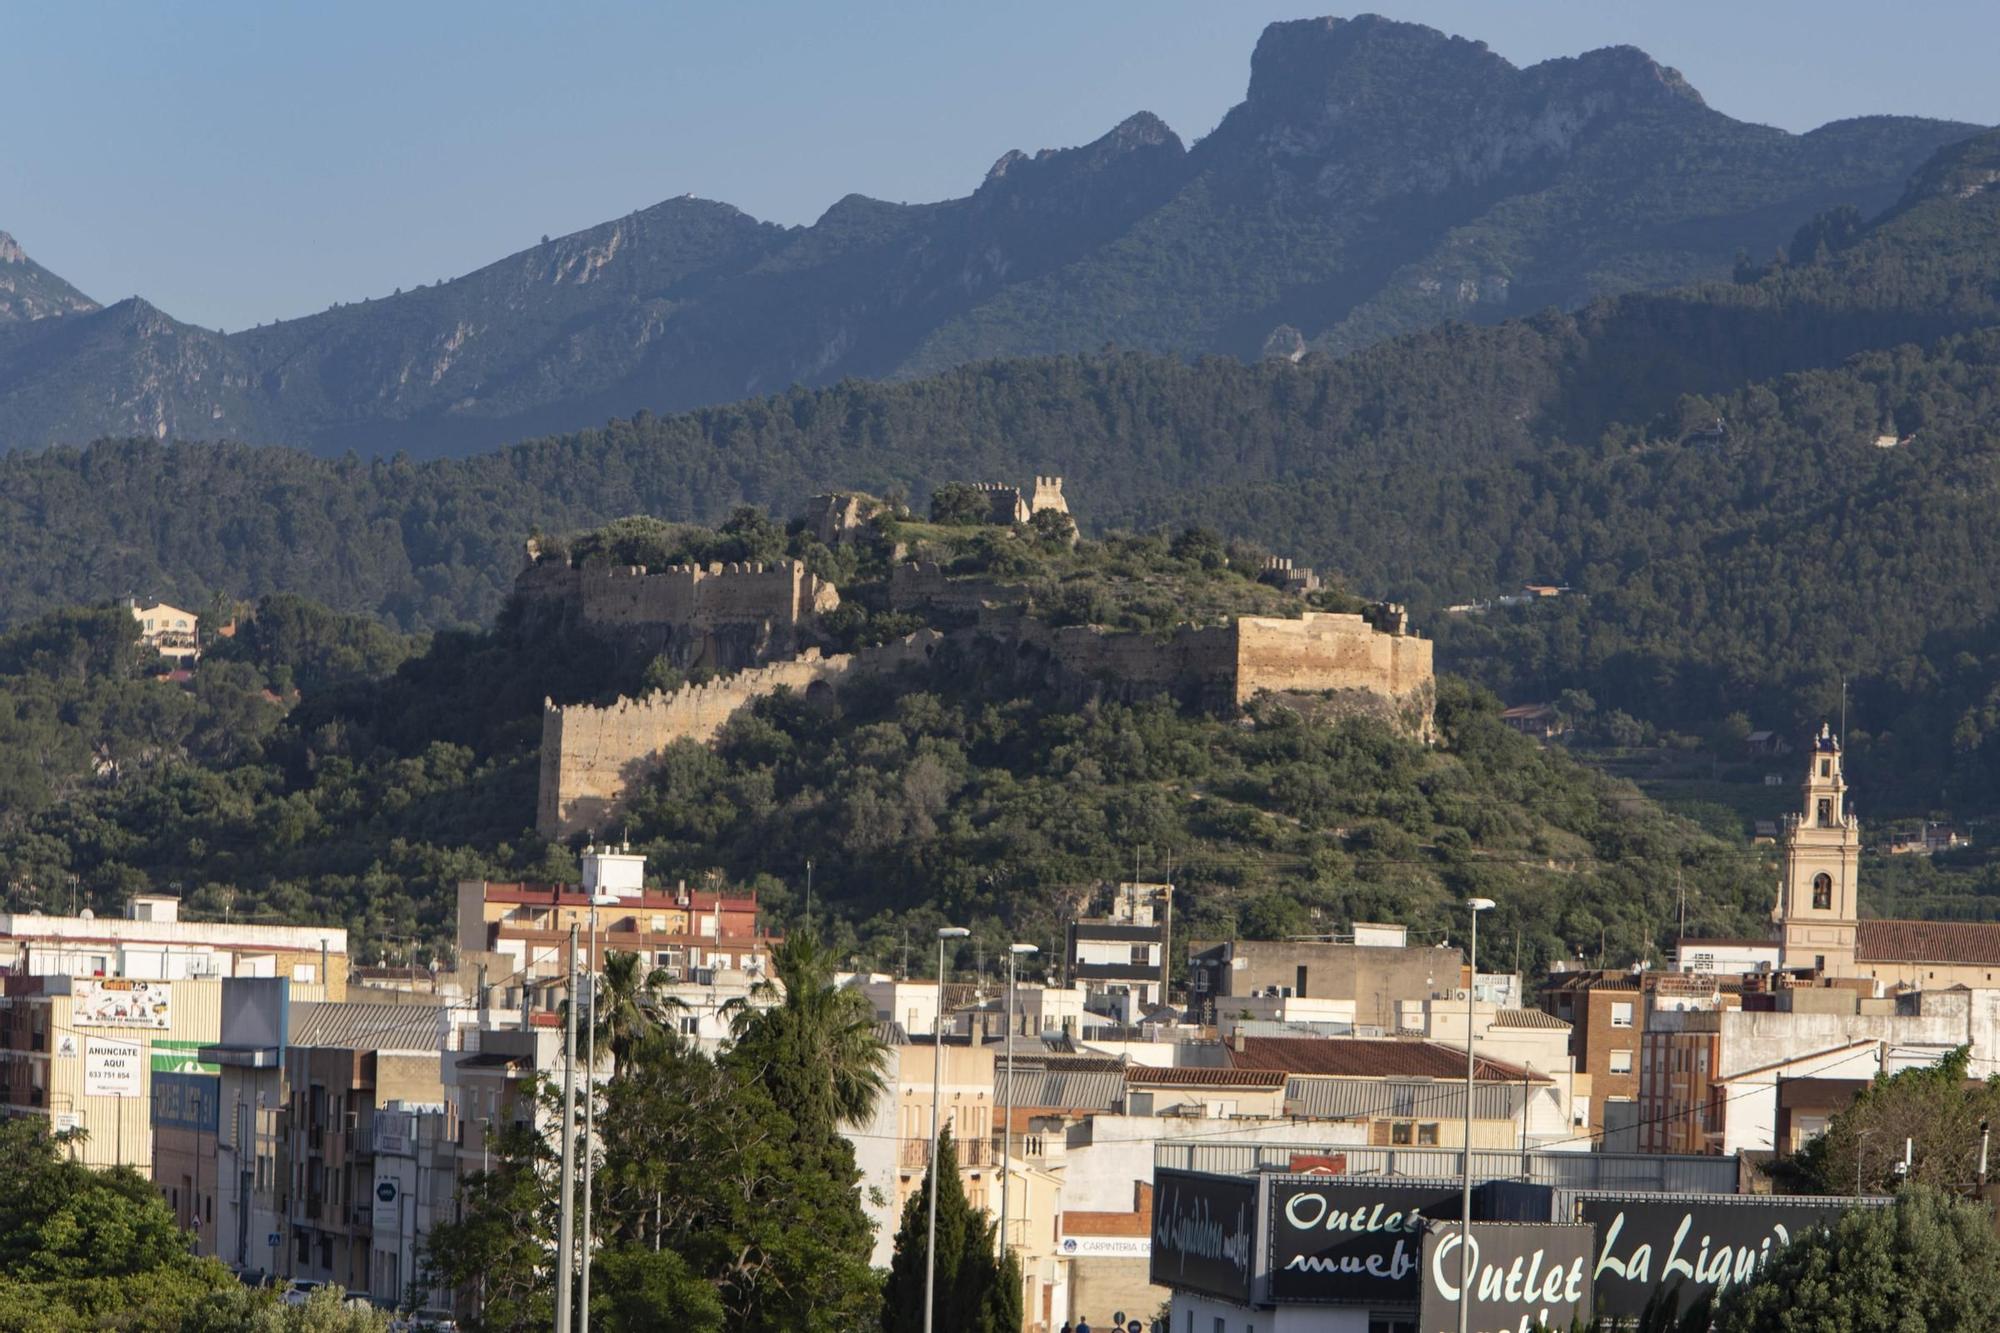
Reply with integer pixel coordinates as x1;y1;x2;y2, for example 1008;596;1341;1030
0;1118;237;1330
725;931;887;1137
1780;1046;2000;1195
880;1129;1021;1333
179;1283;394;1331
593;949;681;1066
1712;1187;2000;1333
929;484;992;526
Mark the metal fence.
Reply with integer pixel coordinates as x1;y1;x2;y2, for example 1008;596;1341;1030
1153;1140;1740;1195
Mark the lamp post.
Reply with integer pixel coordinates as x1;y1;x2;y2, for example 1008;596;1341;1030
927;927;971;1333
555;923;579;1333
580;892;617;1333
999;943;1039;1266
1459;897;1496;1333
1856;1128;1876;1195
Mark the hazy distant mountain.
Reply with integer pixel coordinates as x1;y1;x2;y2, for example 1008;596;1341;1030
0;14;1983;458
0;232;97;323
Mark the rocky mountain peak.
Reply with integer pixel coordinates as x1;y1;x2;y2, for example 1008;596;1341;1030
0;231;25;264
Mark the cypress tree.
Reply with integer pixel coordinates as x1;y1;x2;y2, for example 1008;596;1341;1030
881;1128;1024;1333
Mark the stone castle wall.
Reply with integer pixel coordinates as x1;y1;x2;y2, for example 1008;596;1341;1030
537;631;942;838
517;556;839;670
1232;612;1432;704
888;562;1031;614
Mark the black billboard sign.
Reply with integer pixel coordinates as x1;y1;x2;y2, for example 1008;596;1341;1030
1267;1179;1461;1303
1418;1223;1594;1333
1578;1196;1856;1319
1149;1168;1256;1305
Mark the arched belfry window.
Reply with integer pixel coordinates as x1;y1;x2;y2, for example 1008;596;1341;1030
1812;872;1833;911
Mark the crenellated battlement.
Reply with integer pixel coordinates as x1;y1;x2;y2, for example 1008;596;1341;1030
536;631;941;837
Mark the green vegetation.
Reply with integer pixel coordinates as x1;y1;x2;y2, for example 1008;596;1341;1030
0;1117;389;1331
0;507;1776;975
1711;1188;2000;1333
879;1129;1021;1333
423;934;884;1332
1777;1047;2000;1196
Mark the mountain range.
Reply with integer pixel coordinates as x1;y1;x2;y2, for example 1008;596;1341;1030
0;13;1984;458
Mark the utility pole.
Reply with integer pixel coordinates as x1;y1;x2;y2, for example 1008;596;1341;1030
1460;899;1495;1333
927;927;970;1333
999;944;1038;1265
581;904;600;1333
556;924;579;1333
1677;867;1687;942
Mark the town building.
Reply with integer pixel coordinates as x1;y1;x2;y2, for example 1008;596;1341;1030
457;848;774;998
1638;985;1995;1156
1;973;228;1172
1065;882;1172;1022
0;894;347;994
131;600;200;662
281;1002;455;1295
1539;967;1645;1148
1772;727;2000;987
1214;1035;1557;1149
849;1040;996;1268
1188;927;1459;1031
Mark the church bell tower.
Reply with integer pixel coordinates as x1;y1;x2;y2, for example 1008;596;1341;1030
1773;724;1861;974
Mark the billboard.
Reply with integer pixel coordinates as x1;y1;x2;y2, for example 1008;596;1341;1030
1419;1223;1594;1333
84;1037;144;1098
1149;1168;1257;1305
1267;1179;1461;1304
1577;1195;1858;1319
150;1039;220;1075
71;978;171;1029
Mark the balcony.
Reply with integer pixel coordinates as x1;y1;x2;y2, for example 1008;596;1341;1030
899;1136;993;1169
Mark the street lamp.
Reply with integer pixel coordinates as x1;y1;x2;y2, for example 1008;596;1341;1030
999;943;1039;1268
579;892;618;1333
1459;897;1496;1333
927;927;971;1333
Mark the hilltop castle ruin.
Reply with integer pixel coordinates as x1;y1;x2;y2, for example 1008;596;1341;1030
530;480;1434;838
514;551;839;670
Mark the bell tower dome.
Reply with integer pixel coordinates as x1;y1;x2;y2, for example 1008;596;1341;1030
1773;724;1861;974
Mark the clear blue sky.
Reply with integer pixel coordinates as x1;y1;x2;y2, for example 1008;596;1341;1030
5;1;1993;332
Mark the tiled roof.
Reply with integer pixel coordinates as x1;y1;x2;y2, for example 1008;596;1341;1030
1226;1036;1542;1083
1125;1066;1287;1089
1856;920;2000;966
1492;1009;1570;1030
291;1001;449;1054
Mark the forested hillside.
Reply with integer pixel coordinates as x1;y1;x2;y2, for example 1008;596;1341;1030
0;15;1978;456
5;140;2000;820
0;518;1777;975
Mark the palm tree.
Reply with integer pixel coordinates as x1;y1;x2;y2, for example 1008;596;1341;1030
590;949;682;1068
727;931;887;1136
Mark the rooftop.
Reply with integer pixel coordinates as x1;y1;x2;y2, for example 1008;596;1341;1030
1126;1066;1287;1089
1491;1009;1570;1030
1856;919;2000;966
291;1001;449;1054
1226;1036;1546;1083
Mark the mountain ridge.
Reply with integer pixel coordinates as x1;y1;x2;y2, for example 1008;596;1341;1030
0;13;1984;457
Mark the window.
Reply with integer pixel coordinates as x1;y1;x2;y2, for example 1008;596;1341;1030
1417;1123;1440;1146
1609;1050;1633;1074
1812;873;1833;910
1610;1001;1634;1028
1391;1120;1414;1145
1817;797;1833;827
1821;759;1831;777
1130;945;1152;968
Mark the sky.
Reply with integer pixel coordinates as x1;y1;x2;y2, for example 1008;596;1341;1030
5;1;1995;333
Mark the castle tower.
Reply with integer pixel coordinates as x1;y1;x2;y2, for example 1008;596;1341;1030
1772;724;1861;974
1029;475;1069;517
